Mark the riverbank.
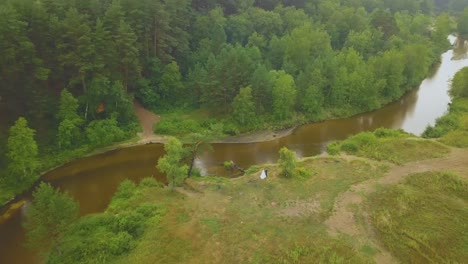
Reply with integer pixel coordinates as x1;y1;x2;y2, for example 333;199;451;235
36;134;468;263
0;38;465;217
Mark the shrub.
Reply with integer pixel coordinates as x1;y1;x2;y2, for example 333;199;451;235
327;142;341;155
278;147;297;178
115;211;145;237
85;117;125;148
340;141;359;154
154;115;203;135
422;125;445;138
136;203;162;218
113;180;137;200
295;167;312;179
109;232;134;255
139;177;161;188
223;161;235;170
374;128;408;138
348;132;377;147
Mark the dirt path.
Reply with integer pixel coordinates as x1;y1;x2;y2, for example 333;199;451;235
133;101;165;144
325;148;468;263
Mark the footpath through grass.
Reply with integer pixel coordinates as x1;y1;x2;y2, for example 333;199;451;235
367;171;468;263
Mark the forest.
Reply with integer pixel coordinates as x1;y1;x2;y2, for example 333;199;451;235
1;0;468;263
1;0;468;203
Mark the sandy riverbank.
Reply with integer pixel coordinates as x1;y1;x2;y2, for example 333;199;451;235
133;102;297;144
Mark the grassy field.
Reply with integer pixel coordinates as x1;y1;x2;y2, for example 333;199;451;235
423;98;468;148
112;157;388;264
367;171;468;263
328;128;450;164
38;132;468;264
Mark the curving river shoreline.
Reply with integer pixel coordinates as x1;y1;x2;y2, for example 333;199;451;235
1;36;468;263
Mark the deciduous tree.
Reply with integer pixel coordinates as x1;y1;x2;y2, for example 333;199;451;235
272;71;297;120
24;182;79;257
232;86;255;126
278;147;297;178
157;137;188;189
7;117;38;184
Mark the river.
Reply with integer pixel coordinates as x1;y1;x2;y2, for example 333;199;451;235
1;36;467;263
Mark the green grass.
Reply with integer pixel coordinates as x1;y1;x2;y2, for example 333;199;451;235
28;126;466;264
367;171;468;263
328;128;450;164
110;156;386;264
423;98;468;147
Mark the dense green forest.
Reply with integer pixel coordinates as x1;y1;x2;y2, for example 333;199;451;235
1;0;468;201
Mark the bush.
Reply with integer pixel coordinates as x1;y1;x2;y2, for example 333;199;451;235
136;203;162;218
340;141;359;154
348;132;378;147
278;147;297;178
326;142;341;155
109;232;134;255
374;128;408;138
223;160;235;170
139;177;162;188
154;114;204;135
295;167;312;179
422;125;445;138
221;121;240;136
113;180;137;200
85;117;125;148
114;211;146;237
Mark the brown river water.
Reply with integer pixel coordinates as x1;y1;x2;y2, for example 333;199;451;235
1;36;467;263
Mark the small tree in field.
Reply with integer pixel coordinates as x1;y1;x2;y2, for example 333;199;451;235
23;182;79;257
278;147;297;178
157;137;188;189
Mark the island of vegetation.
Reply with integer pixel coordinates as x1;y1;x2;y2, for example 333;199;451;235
1;0;468;263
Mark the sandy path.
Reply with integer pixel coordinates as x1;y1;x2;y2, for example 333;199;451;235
325;148;468;263
133;101;165;143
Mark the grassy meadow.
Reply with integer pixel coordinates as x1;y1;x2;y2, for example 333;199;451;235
37;130;467;263
327;128;450;164
367;171;468;263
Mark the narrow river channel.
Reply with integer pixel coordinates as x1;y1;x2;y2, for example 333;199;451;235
1;36;467;263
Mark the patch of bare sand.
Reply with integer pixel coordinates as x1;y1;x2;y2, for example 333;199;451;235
325;148;468;263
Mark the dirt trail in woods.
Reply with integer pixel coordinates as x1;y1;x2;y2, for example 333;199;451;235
325;148;468;264
133;101;165;144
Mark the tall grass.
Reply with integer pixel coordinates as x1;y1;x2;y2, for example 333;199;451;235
327;128;450;164
423;98;468;147
368;171;467;263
